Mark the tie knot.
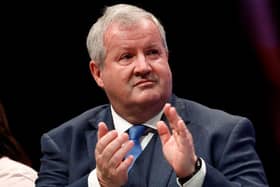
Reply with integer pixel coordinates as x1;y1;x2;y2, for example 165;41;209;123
128;125;146;140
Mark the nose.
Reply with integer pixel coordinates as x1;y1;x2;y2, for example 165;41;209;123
134;54;152;76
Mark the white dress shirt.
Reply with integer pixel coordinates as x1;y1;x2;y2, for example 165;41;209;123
88;105;206;187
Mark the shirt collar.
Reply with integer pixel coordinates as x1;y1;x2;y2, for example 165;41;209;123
110;105;163;134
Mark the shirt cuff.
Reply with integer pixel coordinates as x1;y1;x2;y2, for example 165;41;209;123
88;169;101;187
176;157;206;187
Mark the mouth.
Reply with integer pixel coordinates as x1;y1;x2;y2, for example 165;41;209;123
134;79;156;87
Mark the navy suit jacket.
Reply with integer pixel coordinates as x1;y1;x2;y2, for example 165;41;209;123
36;95;268;186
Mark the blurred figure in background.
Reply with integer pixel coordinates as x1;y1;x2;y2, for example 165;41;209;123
240;1;280;186
0;100;37;187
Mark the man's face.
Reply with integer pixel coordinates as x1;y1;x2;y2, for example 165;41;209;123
92;19;172;115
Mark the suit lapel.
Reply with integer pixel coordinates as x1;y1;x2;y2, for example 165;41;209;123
169;94;191;125
149;134;173;186
85;130;98;170
148;95;192;186
85;107;114;170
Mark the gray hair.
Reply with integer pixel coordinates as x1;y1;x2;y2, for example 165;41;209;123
86;4;168;68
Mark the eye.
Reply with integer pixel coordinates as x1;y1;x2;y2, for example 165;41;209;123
146;49;159;56
118;53;134;66
120;53;133;60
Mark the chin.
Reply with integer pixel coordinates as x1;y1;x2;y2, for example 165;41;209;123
136;91;164;105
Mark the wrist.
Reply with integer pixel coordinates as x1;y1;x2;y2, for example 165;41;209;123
178;157;202;184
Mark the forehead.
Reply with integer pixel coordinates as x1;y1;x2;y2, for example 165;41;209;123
104;19;161;47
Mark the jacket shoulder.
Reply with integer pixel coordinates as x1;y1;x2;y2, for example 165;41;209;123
172;95;252;132
45;104;110;136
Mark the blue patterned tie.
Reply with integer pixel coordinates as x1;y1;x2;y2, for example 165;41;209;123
126;125;147;171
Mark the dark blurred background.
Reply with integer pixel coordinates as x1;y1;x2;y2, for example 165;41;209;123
1;0;279;186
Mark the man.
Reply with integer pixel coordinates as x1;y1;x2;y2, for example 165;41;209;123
36;3;268;187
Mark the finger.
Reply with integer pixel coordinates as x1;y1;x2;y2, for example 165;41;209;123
116;155;134;174
173;119;187;141
163;103;182;130
97;122;109;140
156;121;171;145
96;128;118;155
104;133;131;167
110;139;134;168
174;120;194;150
177;119;188;138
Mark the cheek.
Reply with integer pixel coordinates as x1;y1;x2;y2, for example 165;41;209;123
102;68;131;89
159;67;172;90
158;64;172;80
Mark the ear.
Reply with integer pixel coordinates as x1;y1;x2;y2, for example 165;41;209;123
89;60;104;88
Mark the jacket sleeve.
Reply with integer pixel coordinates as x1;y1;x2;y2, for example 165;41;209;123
203;118;268;187
35;133;89;187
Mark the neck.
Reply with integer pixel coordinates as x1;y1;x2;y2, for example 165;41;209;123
113;102;165;124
